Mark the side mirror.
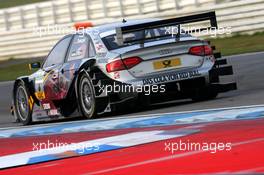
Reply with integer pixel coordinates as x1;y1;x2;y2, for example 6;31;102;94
29;62;41;70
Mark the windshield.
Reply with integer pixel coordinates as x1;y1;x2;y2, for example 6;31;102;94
102;26;189;50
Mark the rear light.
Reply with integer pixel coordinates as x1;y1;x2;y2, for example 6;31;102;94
106;60;125;73
189;45;213;56
106;57;142;73
123;56;142;69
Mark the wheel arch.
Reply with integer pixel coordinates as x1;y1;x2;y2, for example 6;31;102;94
69;58;111;116
67;59;97;113
13;77;31;102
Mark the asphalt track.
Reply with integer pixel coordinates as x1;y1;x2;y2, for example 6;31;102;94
0;52;264;128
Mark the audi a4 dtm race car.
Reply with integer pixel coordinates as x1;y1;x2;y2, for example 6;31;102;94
11;12;237;125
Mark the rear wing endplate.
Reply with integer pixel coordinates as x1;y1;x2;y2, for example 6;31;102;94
116;11;218;46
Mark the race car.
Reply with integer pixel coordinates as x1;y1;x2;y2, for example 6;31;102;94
11;11;237;125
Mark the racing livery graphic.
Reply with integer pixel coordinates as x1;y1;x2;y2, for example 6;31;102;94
11;12;237;125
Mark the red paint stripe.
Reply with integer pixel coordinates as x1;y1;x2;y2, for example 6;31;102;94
1;118;264;175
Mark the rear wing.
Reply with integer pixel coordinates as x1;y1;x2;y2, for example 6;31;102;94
116;11;218;46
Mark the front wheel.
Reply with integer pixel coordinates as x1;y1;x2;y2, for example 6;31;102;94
78;73;96;119
14;82;32;125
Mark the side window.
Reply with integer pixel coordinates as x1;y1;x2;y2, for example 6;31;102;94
88;41;96;57
43;36;72;68
67;35;89;61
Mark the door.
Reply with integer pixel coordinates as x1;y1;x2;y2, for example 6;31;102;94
34;35;72;104
58;34;96;99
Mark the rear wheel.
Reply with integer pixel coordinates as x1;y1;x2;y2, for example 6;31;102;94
14;82;32;125
78;73;96;119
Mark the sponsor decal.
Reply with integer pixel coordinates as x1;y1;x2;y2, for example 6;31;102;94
70;44;87;58
97;58;108;63
143;70;201;85
153;58;181;70
75;38;86;44
28;96;34;110
159;49;173;55
35;91;46;100
96;44;104;51
113;72;120;79
43;103;51;110
35;76;44;84
49;109;59;116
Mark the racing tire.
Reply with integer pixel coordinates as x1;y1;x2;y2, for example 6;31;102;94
191;86;218;102
14;82;32;125
78;73;96;119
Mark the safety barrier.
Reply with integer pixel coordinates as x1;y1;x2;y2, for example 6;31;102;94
0;0;263;60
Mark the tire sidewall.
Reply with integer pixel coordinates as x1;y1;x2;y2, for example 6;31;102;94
14;82;32;125
78;73;96;118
